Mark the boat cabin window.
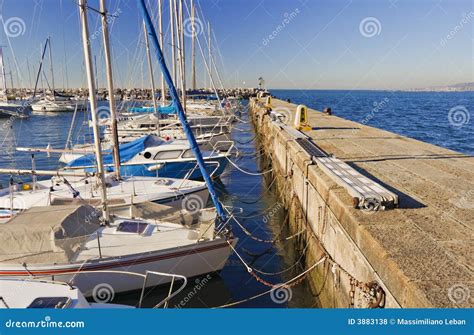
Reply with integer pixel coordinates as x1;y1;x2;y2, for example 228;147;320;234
153;150;182;160
27;297;72;309
182;149;195;158
117;221;149;234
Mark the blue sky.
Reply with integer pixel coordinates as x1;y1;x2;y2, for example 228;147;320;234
0;0;472;90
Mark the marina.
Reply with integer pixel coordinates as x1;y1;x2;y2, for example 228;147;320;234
0;0;472;314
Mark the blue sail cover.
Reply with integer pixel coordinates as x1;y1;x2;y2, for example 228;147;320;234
128;103;176;114
66;135;151;171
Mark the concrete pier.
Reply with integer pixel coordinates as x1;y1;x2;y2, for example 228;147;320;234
250;97;473;308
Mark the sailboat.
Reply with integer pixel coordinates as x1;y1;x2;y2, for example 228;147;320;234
0;47;31;119
31;37;87;113
0;0;236;295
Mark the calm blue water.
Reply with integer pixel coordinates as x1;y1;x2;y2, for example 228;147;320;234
271;90;474;155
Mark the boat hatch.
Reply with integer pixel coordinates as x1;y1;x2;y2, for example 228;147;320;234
116;221;150;235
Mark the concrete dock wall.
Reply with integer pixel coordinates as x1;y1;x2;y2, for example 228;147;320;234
249;97;473;308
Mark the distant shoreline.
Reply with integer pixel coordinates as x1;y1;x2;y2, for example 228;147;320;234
270;88;474;92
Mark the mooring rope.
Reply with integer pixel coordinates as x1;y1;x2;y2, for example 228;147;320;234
225;156;273;176
214;255;327;308
252;240;312;276
233;216;305;244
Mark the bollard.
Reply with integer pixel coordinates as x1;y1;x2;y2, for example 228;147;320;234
264;96;272;110
294;105;312;131
323;107;332;115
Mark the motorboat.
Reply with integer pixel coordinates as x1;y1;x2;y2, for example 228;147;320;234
62;135;233;180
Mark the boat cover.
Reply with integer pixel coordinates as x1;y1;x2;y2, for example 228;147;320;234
128;103;176;114
0;205;101;264
66;135;162;169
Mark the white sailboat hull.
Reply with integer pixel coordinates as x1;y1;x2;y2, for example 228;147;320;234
0;238;235;295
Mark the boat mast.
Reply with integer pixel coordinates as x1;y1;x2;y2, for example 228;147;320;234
99;0;121;179
169;0;176;84
33;40;49;98
48;36;55;98
191;0;196;91
208;21;212;91
173;0;181;97
178;0;186;111
0;47;7;97
158;0;166;103
143;21;160;136
182;0;221;102
79;0;110;224
138;0;226;222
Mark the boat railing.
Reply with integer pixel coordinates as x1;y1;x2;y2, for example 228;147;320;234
181;160;221;183
64;269;188;308
209;141;236;157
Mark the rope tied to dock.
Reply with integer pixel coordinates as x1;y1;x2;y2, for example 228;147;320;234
225;156;274;176
226;239;321;289
214;255;327;308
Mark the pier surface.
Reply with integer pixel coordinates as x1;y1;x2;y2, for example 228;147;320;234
251;98;473;307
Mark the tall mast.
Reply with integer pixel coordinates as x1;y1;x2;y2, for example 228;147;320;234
0;47;7;95
48;36;55;97
179;0;186;111
138;0;226;222
94;55;99;91
169;0;176;84
158;0;166;103
33;40;49;98
26;57;32;89
173;0;180;93
208;21;212;91
6;57;14;90
143;21;160;136
99;0;121;179
79;0;110;224
191;0;196;90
